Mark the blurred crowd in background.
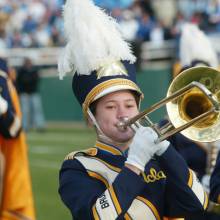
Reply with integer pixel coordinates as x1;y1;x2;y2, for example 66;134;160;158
1;0;220;50
0;0;65;48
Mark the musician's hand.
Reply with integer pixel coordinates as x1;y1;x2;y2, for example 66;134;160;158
0;95;8;115
125;126;170;172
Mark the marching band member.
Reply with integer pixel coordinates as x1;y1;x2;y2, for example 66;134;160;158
171;23;220;190
163;22;220;220
57;1;215;219
0;57;35;220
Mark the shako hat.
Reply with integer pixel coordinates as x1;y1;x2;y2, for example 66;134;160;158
58;0;143;117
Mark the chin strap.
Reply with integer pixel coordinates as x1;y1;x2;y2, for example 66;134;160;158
87;108;105;136
87;108;129;146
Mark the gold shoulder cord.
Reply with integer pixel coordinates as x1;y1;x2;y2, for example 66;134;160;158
64;147;98;161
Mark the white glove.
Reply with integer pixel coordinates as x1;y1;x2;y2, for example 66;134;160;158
0;95;8;115
125;126;170;172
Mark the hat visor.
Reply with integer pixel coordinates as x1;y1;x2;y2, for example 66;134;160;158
93;84;143;102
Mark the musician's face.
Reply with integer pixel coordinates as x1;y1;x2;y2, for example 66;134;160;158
94;90;139;143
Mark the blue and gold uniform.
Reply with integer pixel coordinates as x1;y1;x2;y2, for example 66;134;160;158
169;23;220;187
210;152;220;204
159;119;207;181
0;58;35;220
57;2;216;220
59;141;208;220
0;58;21;138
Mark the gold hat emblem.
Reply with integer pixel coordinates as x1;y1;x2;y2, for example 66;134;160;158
97;61;128;79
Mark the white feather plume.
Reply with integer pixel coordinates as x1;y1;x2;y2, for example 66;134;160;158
58;0;136;79
180;23;218;68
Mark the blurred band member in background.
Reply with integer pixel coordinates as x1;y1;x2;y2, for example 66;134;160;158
0;56;35;220
163;23;220;190
163;23;220;220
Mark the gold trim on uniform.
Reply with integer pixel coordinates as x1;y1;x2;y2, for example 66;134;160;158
137;196;161;220
95;141;122;155
203;191;209;209
124;213;132;220
82;78;143;115
109;186;122;215
64;147;98;161
187;169;193;187
92;205;100;220
87;170;109;188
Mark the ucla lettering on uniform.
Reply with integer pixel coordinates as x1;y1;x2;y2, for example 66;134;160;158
143;168;166;183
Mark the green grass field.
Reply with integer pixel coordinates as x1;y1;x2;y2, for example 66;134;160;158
27;124;96;220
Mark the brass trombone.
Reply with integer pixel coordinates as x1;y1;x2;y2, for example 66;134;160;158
118;66;220;143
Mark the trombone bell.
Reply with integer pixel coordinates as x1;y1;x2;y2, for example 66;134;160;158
117;66;220;143
178;88;218;128
167;66;220;142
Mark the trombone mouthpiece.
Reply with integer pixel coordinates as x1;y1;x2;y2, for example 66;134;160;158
116;117;129;131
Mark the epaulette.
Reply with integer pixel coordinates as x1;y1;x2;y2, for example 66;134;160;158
64;147;98;161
